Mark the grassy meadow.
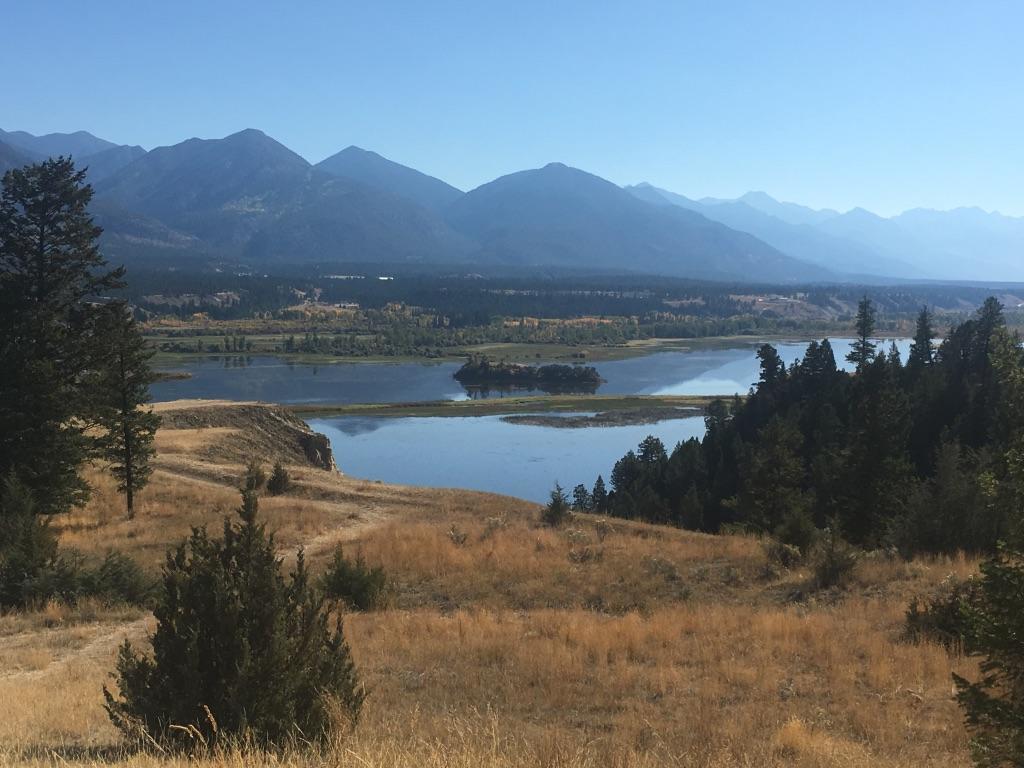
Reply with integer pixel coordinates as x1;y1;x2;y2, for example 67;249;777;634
0;401;980;767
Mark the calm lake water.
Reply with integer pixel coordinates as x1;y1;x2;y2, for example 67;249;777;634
152;338;913;404
309;414;707;503
155;337;912;501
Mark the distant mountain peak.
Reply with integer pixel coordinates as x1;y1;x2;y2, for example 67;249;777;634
315;144;462;211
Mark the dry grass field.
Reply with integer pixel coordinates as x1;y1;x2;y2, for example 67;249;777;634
0;401;982;767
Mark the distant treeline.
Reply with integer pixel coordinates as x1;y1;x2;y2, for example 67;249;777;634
120;267;1022;326
577;298;1024;556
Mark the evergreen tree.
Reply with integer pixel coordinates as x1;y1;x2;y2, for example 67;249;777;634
0;475;58;608
591;475;608;512
0;158;124;514
571;483;592;512
541;483;571;527
104;491;364;749
730;416;810;535
954;543;1024;766
846;295;877;370
266;462;291;495
908;305;935;371
92;303;160;518
756;343;786;388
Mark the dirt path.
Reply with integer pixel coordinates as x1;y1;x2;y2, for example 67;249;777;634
0;617;151;682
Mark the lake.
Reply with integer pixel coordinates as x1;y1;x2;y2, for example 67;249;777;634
308;413;707;503
155;337;912;502
152;338;913;404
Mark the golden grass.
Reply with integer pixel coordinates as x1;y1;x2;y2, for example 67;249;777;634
1;400;983;767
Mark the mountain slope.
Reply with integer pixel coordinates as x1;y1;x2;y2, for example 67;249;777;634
79;144;148;183
447;163;831;282
628;183;921;278
96;128;314;248
0;129;119;159
244;176;472;264
315;146;463;211
0;141;33;174
893;208;1024;282
94;129;469;265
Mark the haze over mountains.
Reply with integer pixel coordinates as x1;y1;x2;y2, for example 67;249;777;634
1;127;1020;284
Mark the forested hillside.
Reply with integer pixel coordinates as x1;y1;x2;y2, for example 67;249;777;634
585;298;1024;555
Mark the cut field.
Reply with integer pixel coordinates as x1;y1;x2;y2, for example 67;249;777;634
1;400;980;767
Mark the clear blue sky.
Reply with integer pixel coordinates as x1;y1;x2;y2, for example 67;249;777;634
4;1;1022;216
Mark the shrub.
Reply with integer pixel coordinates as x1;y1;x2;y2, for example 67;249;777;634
104;491;364;750
541;483;571;527
954;544;1024;766
765;539;803;569
23;550;155;608
810;524;858;589
320;546;388;611
266;462;291;495
774;508;819;555
446;525;468;546
241;459;266;491
905;575;978;648
79;551;157;606
0;475;58;608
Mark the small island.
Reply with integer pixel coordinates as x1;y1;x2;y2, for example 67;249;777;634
453;355;603;393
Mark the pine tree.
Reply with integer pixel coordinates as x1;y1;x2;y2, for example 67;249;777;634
0;475;58;608
104;491;364;749
266;462;291;495
757;344;786;388
846;295;877;370
541;483;571;527
0;158;124;514
92;304;160;518
571;483;592;512
908;305;935;371
954;543;1024;767
591;475;608;512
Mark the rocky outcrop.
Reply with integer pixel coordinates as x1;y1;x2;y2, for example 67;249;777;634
154;401;336;470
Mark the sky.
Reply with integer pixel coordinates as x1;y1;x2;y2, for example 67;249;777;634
3;1;1022;216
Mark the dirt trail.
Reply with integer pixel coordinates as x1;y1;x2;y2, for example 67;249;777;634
0;617;151;682
6;400;534;682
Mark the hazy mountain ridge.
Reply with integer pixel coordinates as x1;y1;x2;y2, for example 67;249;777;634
637;184;1023;282
4;125;1019;282
0;129;147;183
446;163;829;282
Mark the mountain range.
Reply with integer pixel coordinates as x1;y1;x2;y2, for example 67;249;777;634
1;127;1020;283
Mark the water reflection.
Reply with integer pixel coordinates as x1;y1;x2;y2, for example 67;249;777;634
311;414;707;503
152;338;913;405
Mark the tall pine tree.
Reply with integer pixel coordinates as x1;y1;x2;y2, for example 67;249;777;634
0;158;123;514
92;303;160;518
845;295;877;370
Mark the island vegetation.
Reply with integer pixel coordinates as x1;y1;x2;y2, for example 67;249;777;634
453;354;603;393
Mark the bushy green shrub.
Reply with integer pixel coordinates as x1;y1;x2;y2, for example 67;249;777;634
266;462;291;495
541;483;571;527
320;546;388;611
765;539;803;569
0;475;58;608
1;476;153;608
905;576;978;648
241;459;266;491
104;491;364;750
810;524;858;589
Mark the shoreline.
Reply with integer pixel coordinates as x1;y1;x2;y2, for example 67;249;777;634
288;394;719;419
